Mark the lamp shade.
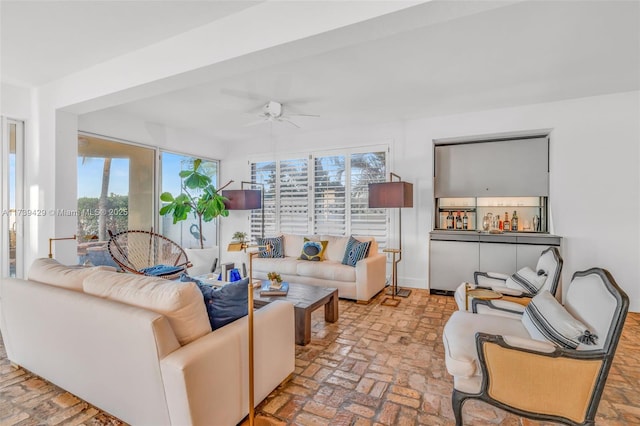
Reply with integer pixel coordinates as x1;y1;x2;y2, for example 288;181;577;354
368;182;413;208
223;189;262;210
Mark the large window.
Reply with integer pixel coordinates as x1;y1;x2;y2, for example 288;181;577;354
77;135;155;265
251;147;387;246
1;118;24;277
160;152;220;249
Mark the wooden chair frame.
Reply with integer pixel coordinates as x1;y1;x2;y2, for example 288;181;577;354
453;268;629;426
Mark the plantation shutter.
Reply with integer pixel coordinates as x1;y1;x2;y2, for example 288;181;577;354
278;158;309;234
350;152;387;248
250;147;388;244
313;155;346;236
251;161;276;240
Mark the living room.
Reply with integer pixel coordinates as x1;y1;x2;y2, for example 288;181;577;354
1;1;639;425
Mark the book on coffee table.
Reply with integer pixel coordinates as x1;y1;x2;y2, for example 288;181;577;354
259;281;289;296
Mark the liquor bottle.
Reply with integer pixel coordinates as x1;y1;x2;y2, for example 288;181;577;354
498;215;502;231
512;210;518;231
446;211;454;229
503;212;510;232
455;211;463;230
462;211;469;229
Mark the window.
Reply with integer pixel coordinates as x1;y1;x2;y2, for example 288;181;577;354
251;147;387;246
77;135;155;265
160;152;220;249
1;119;24;277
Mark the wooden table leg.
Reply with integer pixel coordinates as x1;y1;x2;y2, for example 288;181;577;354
295;307;312;346
324;292;338;323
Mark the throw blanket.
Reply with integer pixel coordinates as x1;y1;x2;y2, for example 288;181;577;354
140;264;184;277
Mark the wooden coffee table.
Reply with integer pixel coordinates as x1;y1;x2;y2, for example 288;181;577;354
253;282;338;346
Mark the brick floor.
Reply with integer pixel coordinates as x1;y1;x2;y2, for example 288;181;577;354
1;290;639;425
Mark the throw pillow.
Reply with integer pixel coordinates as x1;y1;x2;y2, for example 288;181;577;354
522;290;597;349
181;274;249;330
139;264;185;277
341;236;371;267
299;238;328;261
505;266;547;294
256;236;284;258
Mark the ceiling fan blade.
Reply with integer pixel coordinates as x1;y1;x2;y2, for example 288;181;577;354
279;118;300;128
286;113;320;118
220;88;266;102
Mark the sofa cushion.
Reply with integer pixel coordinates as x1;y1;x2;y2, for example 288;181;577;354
83;271;211;346
299;238;328;261
296;260;356;282
320;235;349;262
505;266;547;294
28;258;116;291
522;290;597;349
251;257;300;275
181;274;249;330
443;310;530;378
283;233;307;258
257;236;284;258
342;237;371;266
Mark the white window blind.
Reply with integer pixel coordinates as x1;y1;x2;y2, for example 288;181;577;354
250;147;387;247
350;152;387;247
279;158;309;234
314;155;346;235
251;161;276;241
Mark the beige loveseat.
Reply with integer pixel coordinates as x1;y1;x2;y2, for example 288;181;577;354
252;234;386;303
0;259;294;426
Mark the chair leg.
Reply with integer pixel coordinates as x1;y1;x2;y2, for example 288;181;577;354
452;389;468;426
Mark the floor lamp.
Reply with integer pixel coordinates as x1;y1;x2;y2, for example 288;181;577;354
368;173;413;306
224;240;271;426
223;183;268;426
223;181;265;240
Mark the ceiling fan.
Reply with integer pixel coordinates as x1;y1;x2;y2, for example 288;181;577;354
244;100;319;128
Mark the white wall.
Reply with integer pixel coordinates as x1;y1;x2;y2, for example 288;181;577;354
221;91;640;311
1;83;31;119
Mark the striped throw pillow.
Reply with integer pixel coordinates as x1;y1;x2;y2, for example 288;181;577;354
256;236;284;258
522;290;597;349
342;236;370;267
506;266;547;294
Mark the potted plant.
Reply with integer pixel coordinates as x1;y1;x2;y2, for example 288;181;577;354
232;231;248;243
159;159;233;275
267;271;283;289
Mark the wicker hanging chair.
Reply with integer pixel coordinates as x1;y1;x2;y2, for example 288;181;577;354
107;229;191;280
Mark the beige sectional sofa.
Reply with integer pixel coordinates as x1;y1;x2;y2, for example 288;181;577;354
0;259;294;426
252;234;387;303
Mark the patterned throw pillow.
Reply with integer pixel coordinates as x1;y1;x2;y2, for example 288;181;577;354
522;290;597;349
299;238;328;261
505;266;547;294
181;274;249;330
256;236;284;258
341;236;371;267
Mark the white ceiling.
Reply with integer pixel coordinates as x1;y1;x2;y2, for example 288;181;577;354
2;1;639;142
0;0;260;86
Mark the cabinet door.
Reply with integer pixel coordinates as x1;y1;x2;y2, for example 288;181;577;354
429;240;479;291
434;137;549;197
516;244;551;270
479;243;517;273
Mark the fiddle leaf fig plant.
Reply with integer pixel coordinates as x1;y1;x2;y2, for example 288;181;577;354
159;159;233;249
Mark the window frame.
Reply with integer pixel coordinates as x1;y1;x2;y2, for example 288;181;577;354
249;144;389;244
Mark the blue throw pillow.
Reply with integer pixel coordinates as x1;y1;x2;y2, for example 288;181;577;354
140;264;184;277
341;236;371;267
180;274;248;330
256;236;284;258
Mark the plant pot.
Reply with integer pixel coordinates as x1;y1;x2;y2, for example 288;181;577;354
184;247;218;277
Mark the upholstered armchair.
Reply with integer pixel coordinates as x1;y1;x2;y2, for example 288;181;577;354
443;268;629;425
454;246;563;317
